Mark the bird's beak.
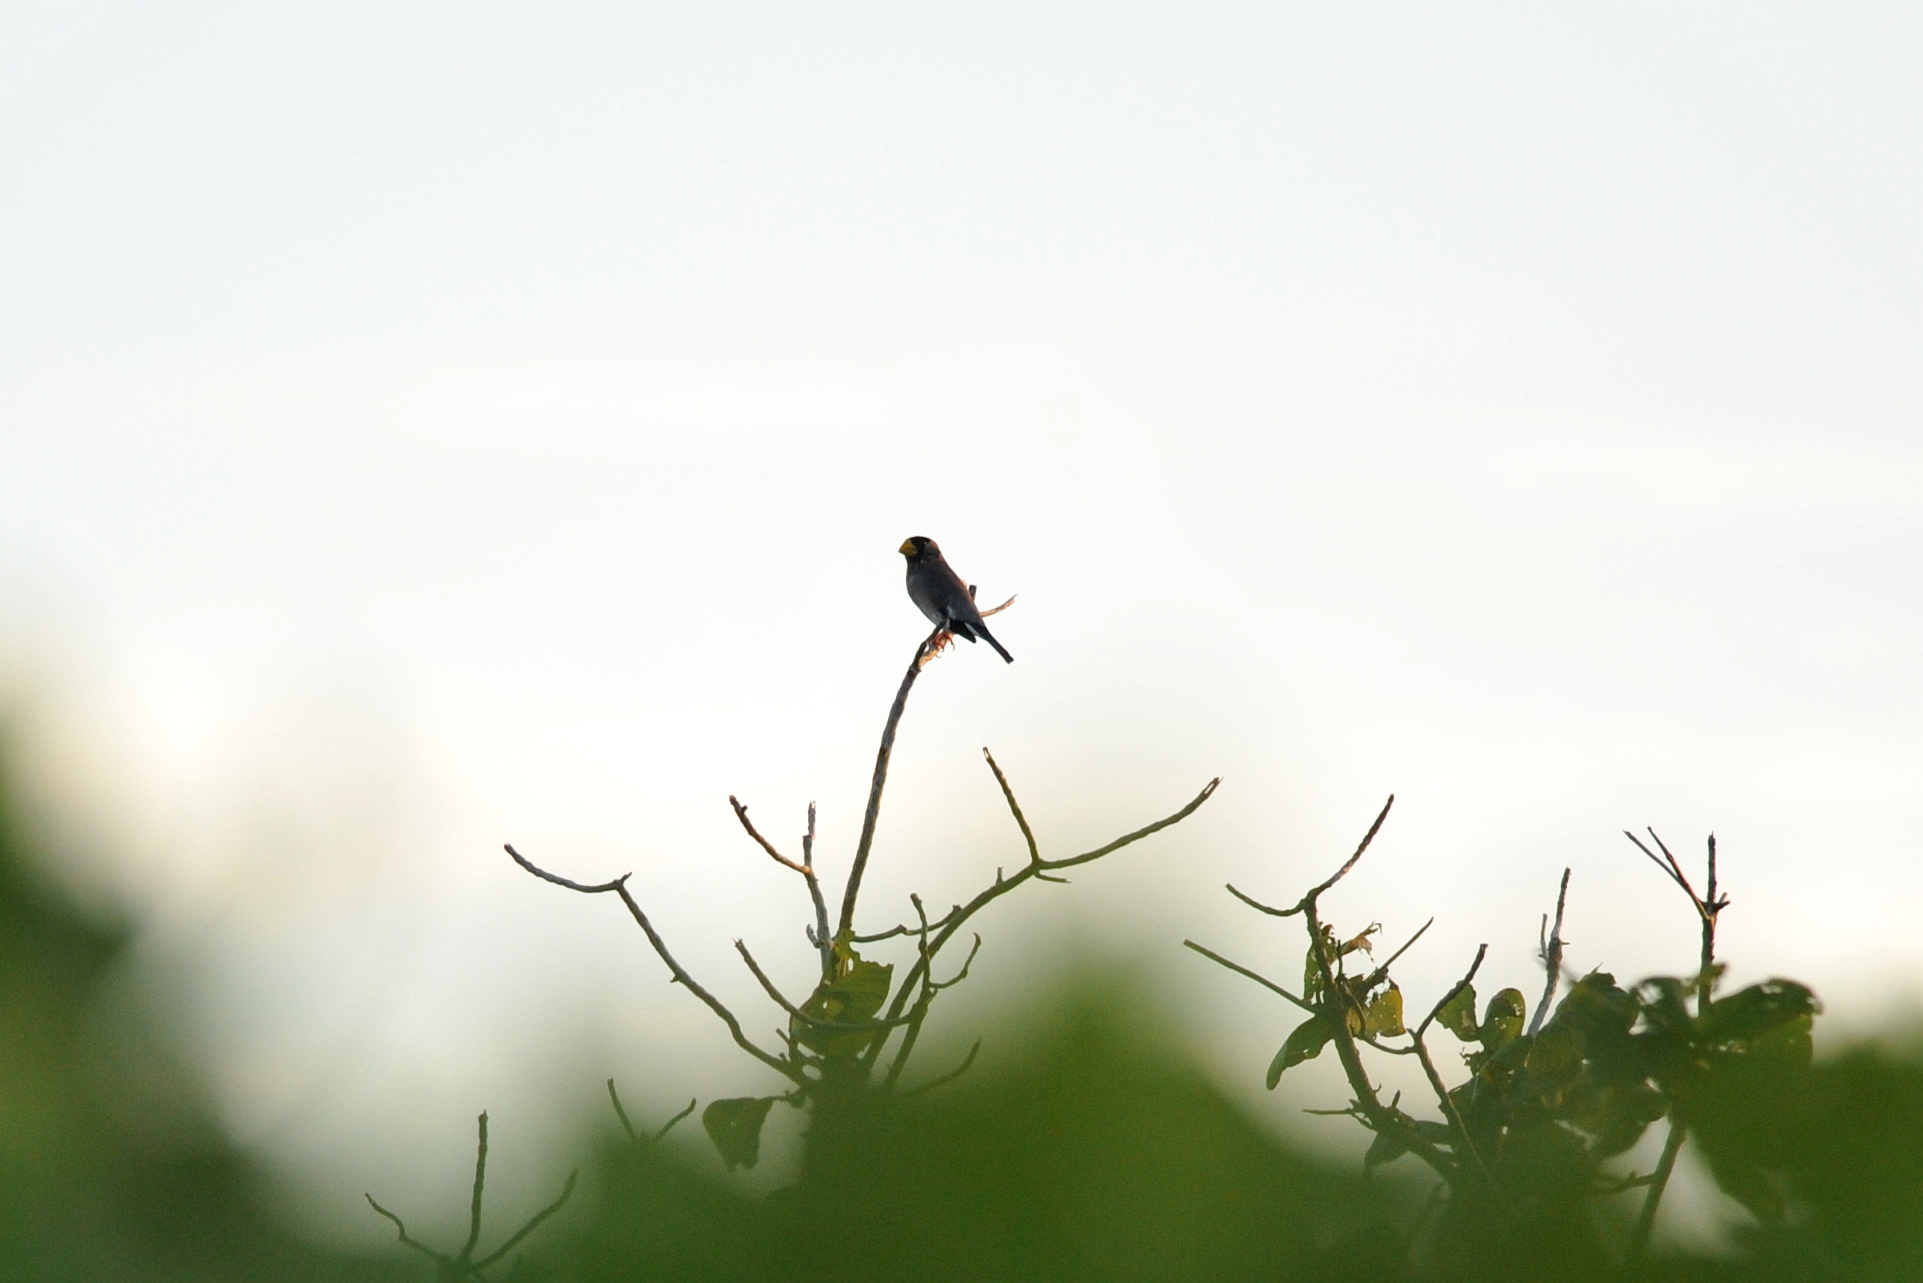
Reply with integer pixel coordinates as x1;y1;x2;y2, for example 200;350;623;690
898;539;916;556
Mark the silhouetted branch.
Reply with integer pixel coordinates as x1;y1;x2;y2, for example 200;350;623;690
902;1039;983;1098
472;1169;580;1273
1410;945;1498;1198
983;749;1040;865
655;1098;697;1141
464;1111;488;1259
607;1079;697;1146
505;844;799;1083
1362;916;1434;990
838;626;944;937
1182;940;1317;1017
1225;795;1394;918
732;795;834;978
363;1194;441;1263
366;1111;577;1278
733;939;917;1031
1527;869;1572;1038
864;773;1221;1072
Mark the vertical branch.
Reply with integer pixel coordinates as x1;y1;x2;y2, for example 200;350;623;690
1631;1122;1688;1261
1697;833;1719;1012
1526;868;1572;1038
838;627;943;937
462;1111;489;1261
803;802;832;979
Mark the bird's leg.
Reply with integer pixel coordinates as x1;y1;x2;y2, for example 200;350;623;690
917;629;957;669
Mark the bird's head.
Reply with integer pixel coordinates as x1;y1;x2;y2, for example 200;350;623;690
899;536;939;562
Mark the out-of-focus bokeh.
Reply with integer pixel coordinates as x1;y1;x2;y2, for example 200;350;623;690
3;0;1920;1258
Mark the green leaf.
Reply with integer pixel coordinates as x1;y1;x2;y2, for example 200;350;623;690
1525;1023;1585;1084
1434;984;1479;1041
1583;1083;1668;1157
1363;984;1405;1038
1268;1016;1335;1088
1480;988;1526;1049
1364;1130;1409;1171
1635;977;1693;1034
702;1097;778;1171
1700;980;1821;1050
794;943;896;1057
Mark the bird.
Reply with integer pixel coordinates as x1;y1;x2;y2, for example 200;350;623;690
899;536;1014;663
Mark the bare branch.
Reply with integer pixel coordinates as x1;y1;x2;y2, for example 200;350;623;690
861;778;1221;1075
733;939;919;1032
1417;943;1489;1039
654;1098;698;1142
730;795;834;978
729;796;805;872
902;1039;983;1097
606;1079;637;1143
1040;777;1221;871
1182;940;1317;1016
978;594;1017;617
839;626;944;936
848;904;961;944
1223;794;1393;919
1223;883;1300;917
1631;1120;1689;1261
1362;917;1434;990
931;933;983;991
1306;794;1395;901
363;1194;442;1263
473;1169;579;1272
982;748;1041;865
464;1111;488;1259
505;845;799;1082
1527;870;1571;1038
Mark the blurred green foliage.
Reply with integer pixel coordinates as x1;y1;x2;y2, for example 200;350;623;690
7;742;1923;1280
0;748;409;1283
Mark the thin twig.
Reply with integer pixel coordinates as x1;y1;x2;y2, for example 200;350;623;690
1416;944;1488;1039
1288;801;1454;1185
505;845;800;1082
1527;869;1571;1038
464;1111;488;1259
847;905;961;944
729;796;806;872
1182;940;1318;1016
1225;795;1394;919
606;1079;637;1143
731;796;834;979
859;776;1221;1074
1630;1120;1687;1260
473;1170;580;1272
655;1097;698;1142
1362;917;1435;990
902;1039;983;1097
839;627;944;937
1409;944;1499;1197
983;748;1041;865
363;1195;442;1262
867;778;1221;1051
733;940;917;1031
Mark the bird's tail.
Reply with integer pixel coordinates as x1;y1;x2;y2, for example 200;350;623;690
980;627;1014;664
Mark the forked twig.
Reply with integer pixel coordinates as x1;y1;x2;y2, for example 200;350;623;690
1225;795;1394;918
1527;868;1572;1038
366;1111;577;1278
731;796;834;978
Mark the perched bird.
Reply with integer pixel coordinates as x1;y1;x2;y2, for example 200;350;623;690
899;536;1014;663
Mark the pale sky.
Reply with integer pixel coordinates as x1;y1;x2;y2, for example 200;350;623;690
3;1;1920;1249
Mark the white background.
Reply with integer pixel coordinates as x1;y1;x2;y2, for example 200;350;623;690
3;1;1919;1250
